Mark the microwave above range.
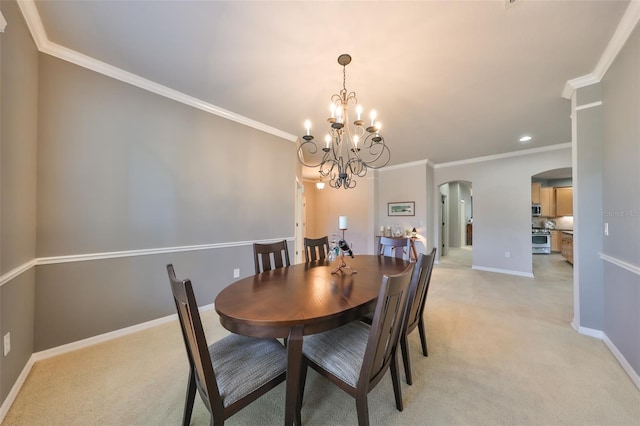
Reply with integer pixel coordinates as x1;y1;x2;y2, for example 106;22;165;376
532;203;542;216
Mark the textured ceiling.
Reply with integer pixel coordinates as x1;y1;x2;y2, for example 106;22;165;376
33;0;631;167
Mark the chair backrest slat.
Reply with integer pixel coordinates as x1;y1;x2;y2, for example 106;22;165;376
304;236;330;262
378;236;411;260
253;240;290;274
167;264;222;414
404;248;436;334
359;263;414;389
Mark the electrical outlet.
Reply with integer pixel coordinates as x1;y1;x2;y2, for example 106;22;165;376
604;223;609;236
4;332;10;356
505;251;511;258
233;268;240;278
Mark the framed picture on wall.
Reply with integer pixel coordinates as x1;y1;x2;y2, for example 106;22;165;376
388;201;415;216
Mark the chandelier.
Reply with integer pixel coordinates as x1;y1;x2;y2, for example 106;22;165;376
297;54;390;189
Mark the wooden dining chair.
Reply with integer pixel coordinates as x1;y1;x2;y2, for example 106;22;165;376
253;240;290;274
304;236;330;262
167;264;287;426
297;264;415;426
399;248;436;385
378;236;411;260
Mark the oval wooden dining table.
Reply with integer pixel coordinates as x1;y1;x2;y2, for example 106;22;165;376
214;254;412;425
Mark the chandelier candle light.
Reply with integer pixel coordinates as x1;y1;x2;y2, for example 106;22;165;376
333;215;356;275
298;54;390;189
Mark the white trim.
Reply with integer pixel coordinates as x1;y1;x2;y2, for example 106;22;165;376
36;237;293;265
593;0;640;81
434;143;572;169
0;353;36;422
562;1;640;99
562;74;600;100
0;259;37;287
32;303;214;361
471;265;535;278
0;11;7;32
16;0;297;143
575;325;605;340
600;253;640;276
15;0;47;49
572;324;640;392
379;159;430;172
602;332;640;392
0;304;216;424
575;101;603;112
0;237;294;287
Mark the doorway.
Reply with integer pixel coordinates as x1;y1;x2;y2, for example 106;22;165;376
439;181;473;268
531;167;573;276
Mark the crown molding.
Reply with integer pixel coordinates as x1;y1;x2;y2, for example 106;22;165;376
16;0;297;143
562;74;600;100
434;142;572;169
378;159;430;172
562;0;640;99
16;0;46;48
593;0;640;79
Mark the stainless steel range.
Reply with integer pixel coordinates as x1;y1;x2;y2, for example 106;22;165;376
532;228;551;254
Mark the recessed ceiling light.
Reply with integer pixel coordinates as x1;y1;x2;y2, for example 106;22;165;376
519;135;533;143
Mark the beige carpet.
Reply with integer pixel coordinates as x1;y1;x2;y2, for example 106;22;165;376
3;251;640;425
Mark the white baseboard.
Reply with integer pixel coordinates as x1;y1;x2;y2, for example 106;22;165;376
575;324;640;392
472;265;535;278
601;333;640;391
0;303;215;423
575;324;605;339
0;354;36;422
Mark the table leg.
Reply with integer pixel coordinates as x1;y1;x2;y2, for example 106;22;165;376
409;238;418;262
285;325;304;426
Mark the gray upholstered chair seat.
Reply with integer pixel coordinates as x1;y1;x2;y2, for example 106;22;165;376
210;334;287;407
302;321;370;387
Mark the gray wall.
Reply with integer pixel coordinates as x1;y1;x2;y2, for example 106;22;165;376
0;0;38;403
377;162;431;255
0;0;296;407
33;54;295;350
600;22;640;375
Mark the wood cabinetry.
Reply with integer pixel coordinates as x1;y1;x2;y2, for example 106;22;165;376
540;187;556;217
555;187;573;216
561;232;573;264
550;230;562;252
531;182;541;204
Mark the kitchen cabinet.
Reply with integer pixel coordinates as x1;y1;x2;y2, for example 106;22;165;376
531;182;541;204
550;230;562;252
555;187;573;216
561;232;573;264
540;187;556;217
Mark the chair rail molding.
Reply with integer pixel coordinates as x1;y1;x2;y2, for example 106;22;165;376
0;238;295;287
599;252;640;277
